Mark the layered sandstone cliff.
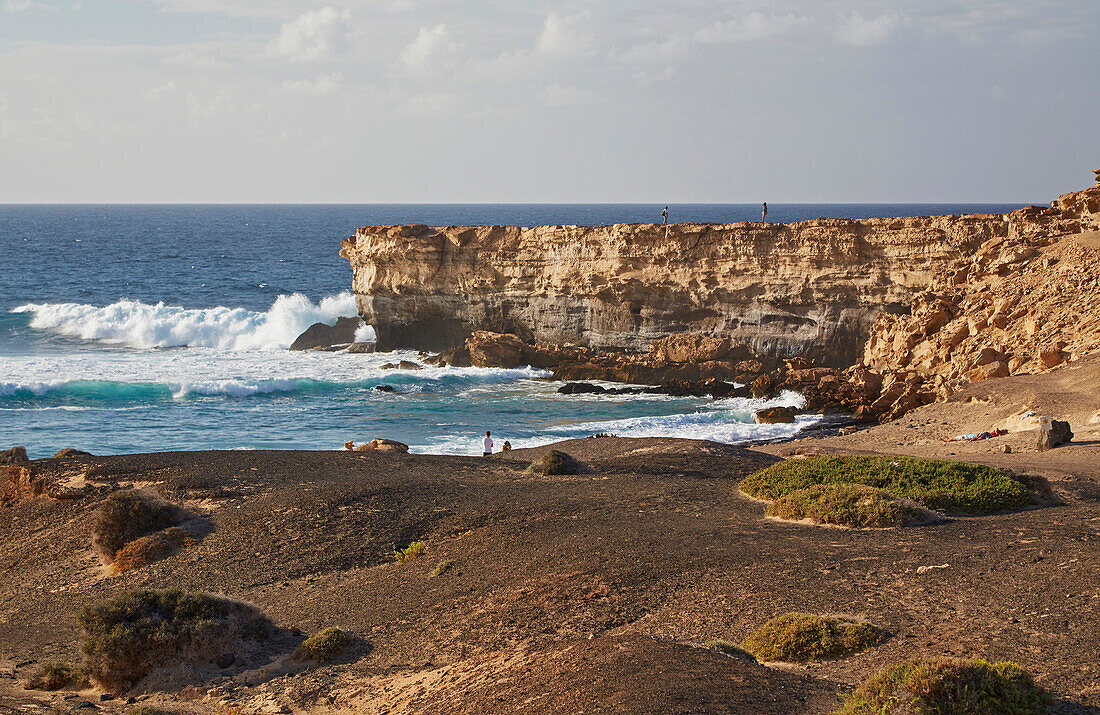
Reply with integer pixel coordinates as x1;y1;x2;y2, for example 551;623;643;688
342;172;1099;376
342;213;1009;365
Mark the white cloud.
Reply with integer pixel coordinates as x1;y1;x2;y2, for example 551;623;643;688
401;23;450;68
540;83;599;107
2;0;57;10
535;11;594;58
272;6;349;61
283;72;344;94
696;12;809;44
146;81;178;100
835;12;902;46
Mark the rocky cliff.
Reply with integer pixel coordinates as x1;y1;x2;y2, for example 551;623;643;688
857;170;1100;405
341;213;1009;365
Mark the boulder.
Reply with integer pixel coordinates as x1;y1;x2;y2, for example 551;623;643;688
649;334;744;364
289;317;362;351
373;385;395;393
354;438;409;453
53;448;93;459
750;374;777;399
397;360;423;370
1;446;29;465
1038;348;1065;368
346;342;376;354
753;406;797;424
558;382;608;395
467;332;531;368
1037;420;1073;451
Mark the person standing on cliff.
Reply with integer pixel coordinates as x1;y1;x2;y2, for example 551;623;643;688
761;202;767;224
661;207;668;225
483;431;494;456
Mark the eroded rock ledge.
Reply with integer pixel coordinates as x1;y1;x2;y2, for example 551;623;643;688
346;171;1100;422
342;212;1023;365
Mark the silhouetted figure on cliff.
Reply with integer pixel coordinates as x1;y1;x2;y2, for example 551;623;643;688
661;207;668;225
761;202;767;223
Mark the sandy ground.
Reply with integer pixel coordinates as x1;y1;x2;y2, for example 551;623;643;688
0;360;1098;713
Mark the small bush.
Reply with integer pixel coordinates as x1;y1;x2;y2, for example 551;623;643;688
93;490;183;561
293;627;353;663
742;613;886;663
393;541;425;561
741;455;1038;515
526;450;585;476
79;589;273;694
704;640;757;662
767;483;928;528
431;559;453;577
26;661;87;691
836;657;1053;714
125;707;173;715
112;527;198;573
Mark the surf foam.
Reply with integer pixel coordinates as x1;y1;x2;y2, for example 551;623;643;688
11;292;362;350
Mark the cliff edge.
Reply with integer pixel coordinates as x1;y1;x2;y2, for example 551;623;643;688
341;179;1094;365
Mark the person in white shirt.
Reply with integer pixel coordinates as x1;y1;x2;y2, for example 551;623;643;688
483;431;493;456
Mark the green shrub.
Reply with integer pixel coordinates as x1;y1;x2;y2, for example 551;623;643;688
836;657;1053;714
767;483;928;527
526;450;585;476
27;661;87;691
93;490;183;561
703;640;757;662
431;559;453;577
79;589;272;694
112;527;198;573
742;613;885;663
293;627;353;663
393;541;425;561
741;455;1039;515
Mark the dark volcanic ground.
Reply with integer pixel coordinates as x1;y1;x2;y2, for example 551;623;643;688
1;437;1098;713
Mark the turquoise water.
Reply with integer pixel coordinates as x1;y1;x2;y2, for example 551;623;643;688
0;203;1022;458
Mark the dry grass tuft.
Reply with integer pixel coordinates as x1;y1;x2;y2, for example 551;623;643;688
766;483;929;528
742;613;885;663
835;656;1052;714
526;450;586;476
393;541;426;562
79;589;273;694
741;455;1039;515
293;627;353;663
93;490;183;561
26;661;87;691
703;640;757;662
431;559;453;577
112;527;198;573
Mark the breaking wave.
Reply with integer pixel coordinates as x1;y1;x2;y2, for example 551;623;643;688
11;293;364;350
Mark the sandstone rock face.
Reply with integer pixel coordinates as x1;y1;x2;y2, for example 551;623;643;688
342;215;1007;365
861;173;1100;407
753;406;797;424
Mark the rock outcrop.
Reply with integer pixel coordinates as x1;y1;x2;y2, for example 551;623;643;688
344;170;1100;422
342;213;1008;365
289;317;365;351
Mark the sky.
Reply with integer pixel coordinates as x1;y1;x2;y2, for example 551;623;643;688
0;0;1097;203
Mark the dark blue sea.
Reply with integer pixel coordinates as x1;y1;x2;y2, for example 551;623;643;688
0;203;1023;457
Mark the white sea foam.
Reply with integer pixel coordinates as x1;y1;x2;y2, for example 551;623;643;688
412;391;816;455
11;292;362;350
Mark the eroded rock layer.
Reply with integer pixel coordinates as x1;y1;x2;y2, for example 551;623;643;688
342;213;1011;365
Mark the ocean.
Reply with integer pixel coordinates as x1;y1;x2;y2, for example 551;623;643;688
0;203;1024;458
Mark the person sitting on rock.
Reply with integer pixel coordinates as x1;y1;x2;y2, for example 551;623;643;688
502;441;512;452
